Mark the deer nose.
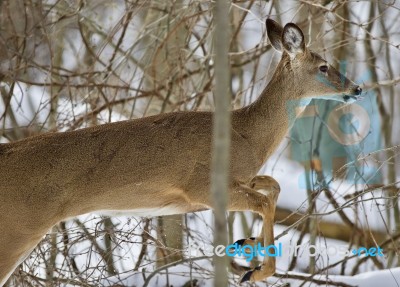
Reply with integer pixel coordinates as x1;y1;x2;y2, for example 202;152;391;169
354;86;362;96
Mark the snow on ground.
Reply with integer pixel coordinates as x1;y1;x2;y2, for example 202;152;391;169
98;261;400;287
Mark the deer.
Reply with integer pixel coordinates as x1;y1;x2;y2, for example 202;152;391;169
0;19;362;285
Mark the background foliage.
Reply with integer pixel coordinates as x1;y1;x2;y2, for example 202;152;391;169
1;0;399;286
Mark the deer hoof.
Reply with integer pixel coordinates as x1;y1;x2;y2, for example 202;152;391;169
239;265;261;283
233;237;256;247
239;270;253;283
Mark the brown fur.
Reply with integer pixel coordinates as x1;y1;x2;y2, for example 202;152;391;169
0;20;360;284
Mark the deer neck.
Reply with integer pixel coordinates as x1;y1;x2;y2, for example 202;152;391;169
233;71;307;162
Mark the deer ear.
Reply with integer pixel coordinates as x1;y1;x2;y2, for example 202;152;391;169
282;23;305;58
266;19;283;52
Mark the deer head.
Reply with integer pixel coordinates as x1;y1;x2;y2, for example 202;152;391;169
266;19;362;104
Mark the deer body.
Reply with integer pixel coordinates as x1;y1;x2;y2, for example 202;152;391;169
0;20;361;285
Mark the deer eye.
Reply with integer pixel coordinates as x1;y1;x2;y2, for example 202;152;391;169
319;65;328;73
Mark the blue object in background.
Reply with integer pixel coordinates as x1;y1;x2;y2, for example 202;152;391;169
287;65;382;189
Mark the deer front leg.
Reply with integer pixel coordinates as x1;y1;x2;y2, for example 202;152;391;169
233;176;280;248
227;175;280;283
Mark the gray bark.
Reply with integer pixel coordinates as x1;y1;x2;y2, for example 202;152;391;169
210;0;231;286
